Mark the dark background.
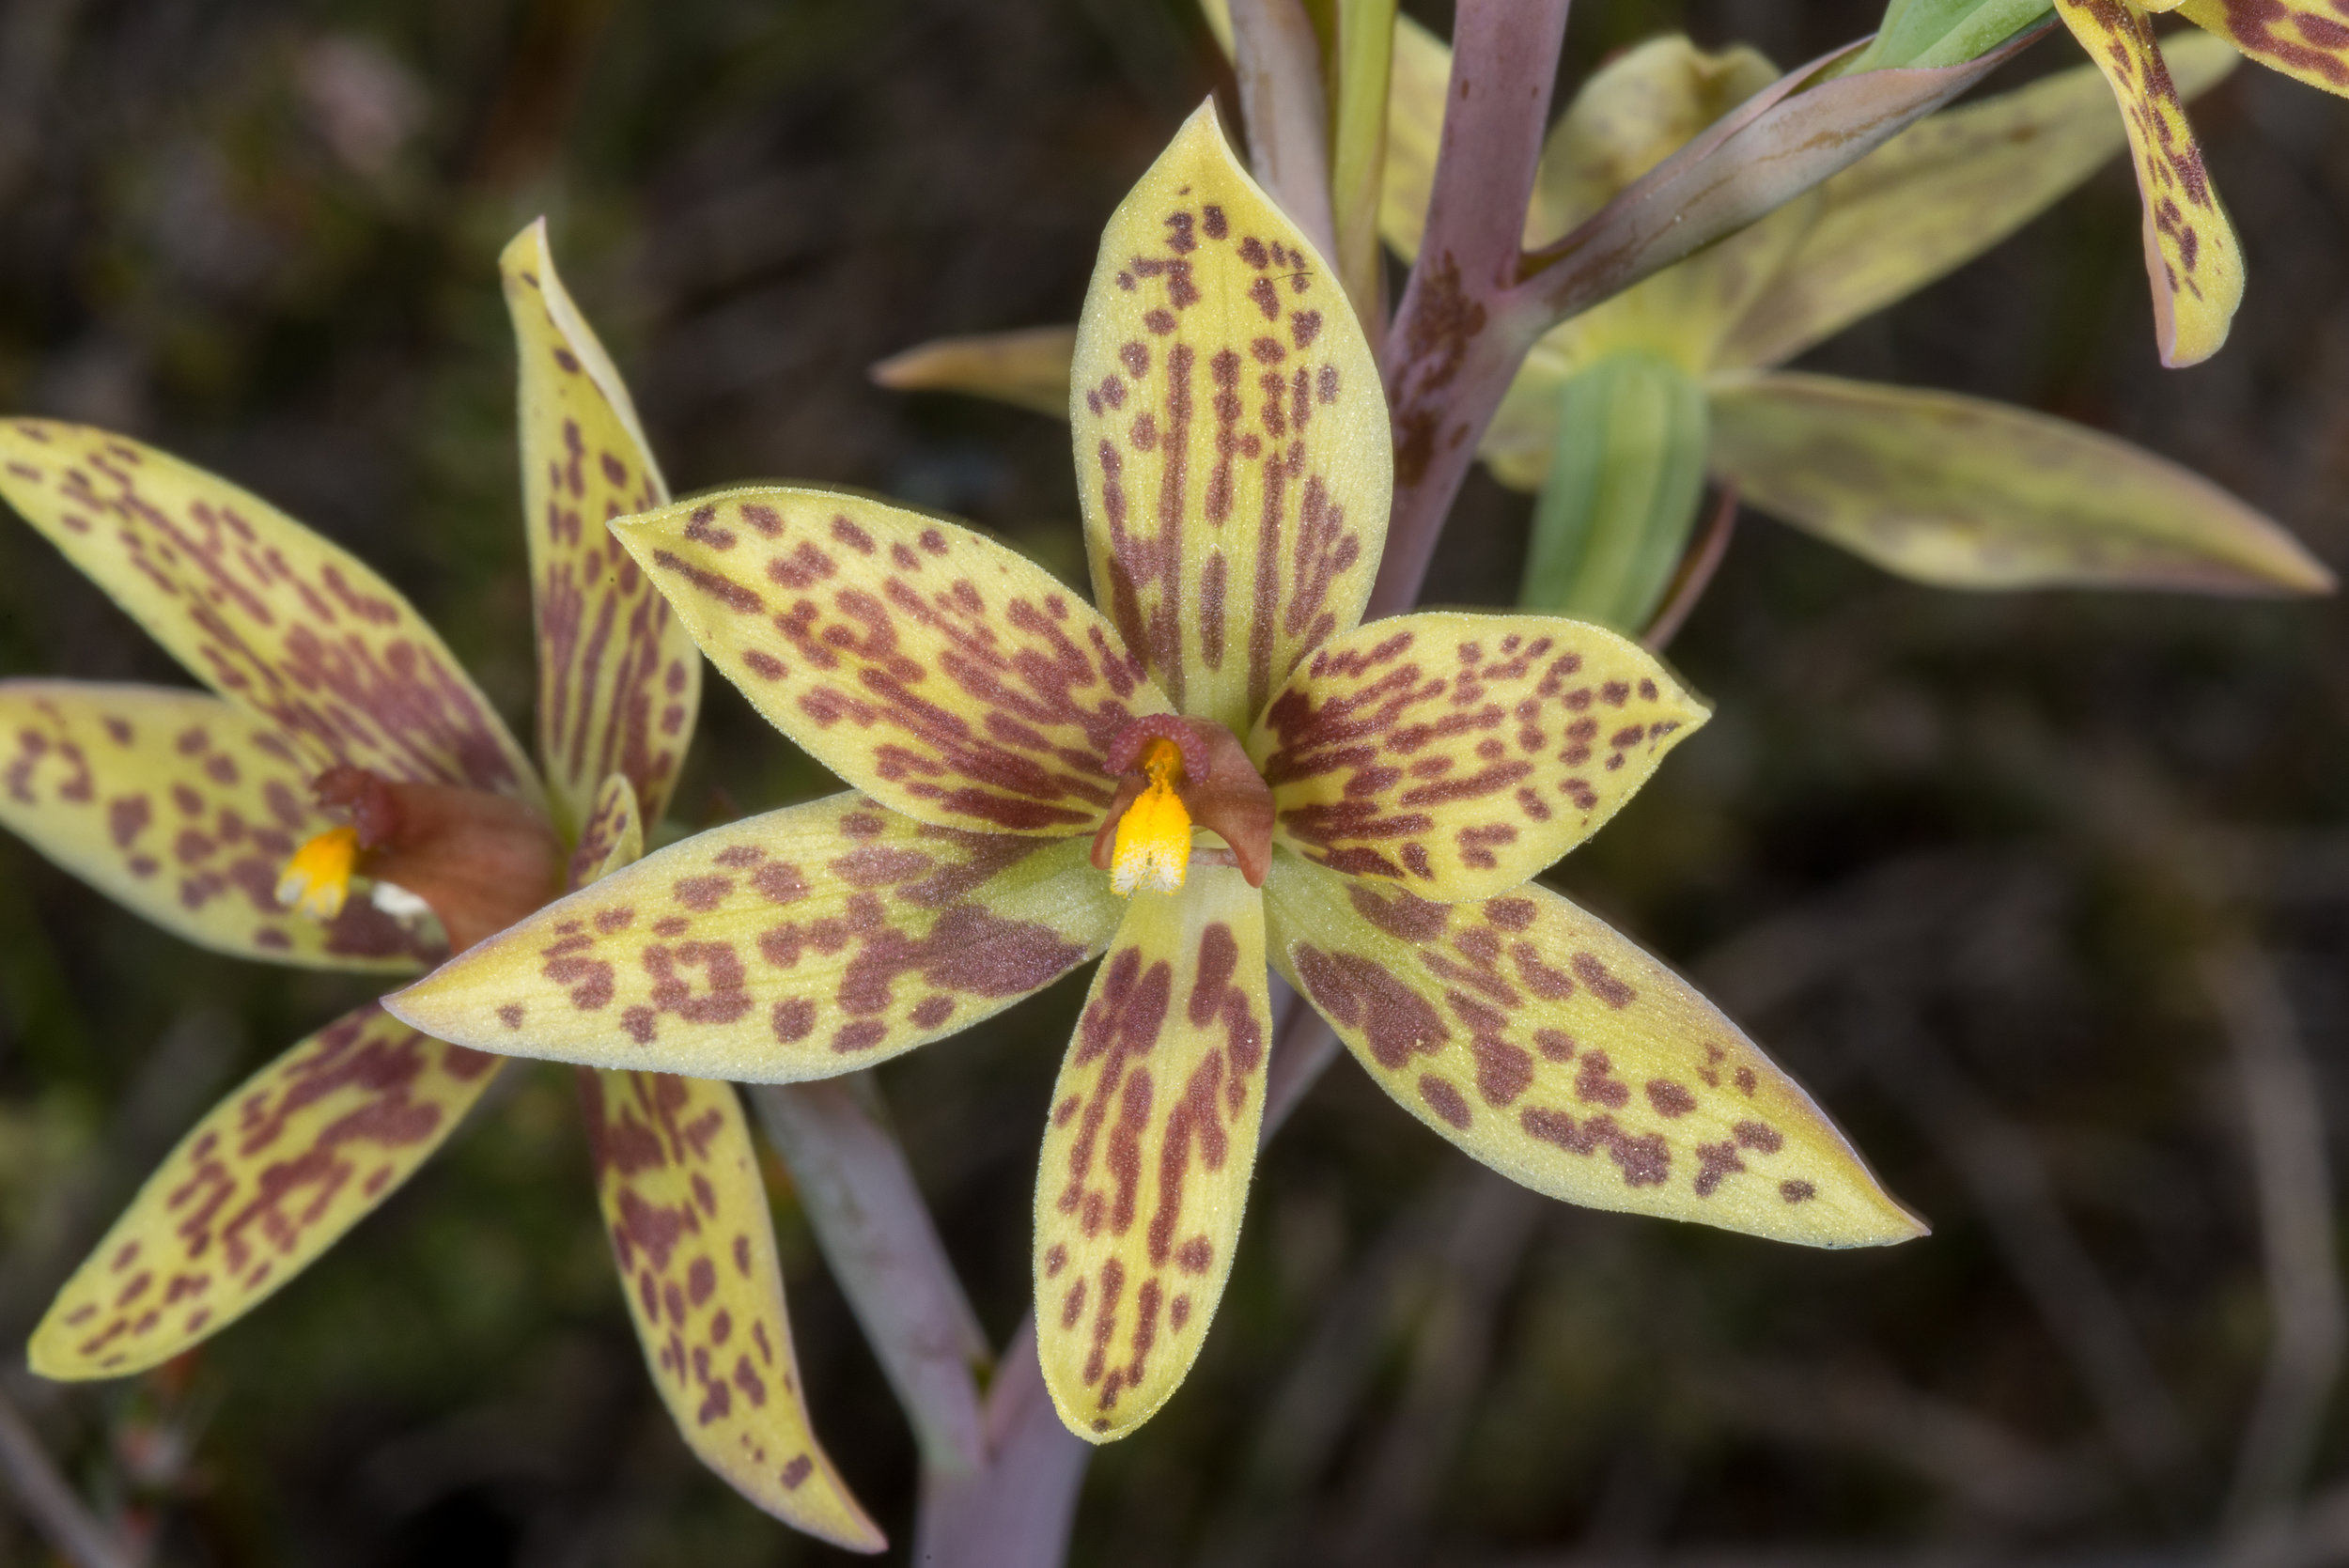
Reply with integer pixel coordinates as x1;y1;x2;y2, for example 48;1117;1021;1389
0;0;2344;1563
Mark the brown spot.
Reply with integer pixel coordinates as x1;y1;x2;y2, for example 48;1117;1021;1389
1418;1074;1470;1128
1645;1079;1697;1118
1293;945;1447;1068
1571;953;1637;1008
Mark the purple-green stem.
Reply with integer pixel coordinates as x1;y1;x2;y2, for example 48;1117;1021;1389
776;6;2061;1560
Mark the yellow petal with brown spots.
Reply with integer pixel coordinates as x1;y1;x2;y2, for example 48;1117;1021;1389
2055;0;2245;366
2178;0;2349;97
1034;863;1269;1441
1263;850;1924;1247
577;1071;880;1547
385;791;1123;1081
1250;613;1709;903
1071;101;1392;735
0;421;542;802
503;223;700;844
29;1003;503;1378
0;681;441;970
568;769;646;892
613;489;1168;837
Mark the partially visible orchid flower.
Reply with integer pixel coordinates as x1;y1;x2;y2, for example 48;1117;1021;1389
385;107;1924;1445
0;226;879;1550
875;22;2332;620
2030;0;2349;365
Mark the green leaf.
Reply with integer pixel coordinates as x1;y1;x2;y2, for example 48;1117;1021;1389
1522;352;1713;634
1708;372;2334;594
1858;0;2056;70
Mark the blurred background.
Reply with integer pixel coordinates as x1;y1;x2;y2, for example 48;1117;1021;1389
0;0;2343;1562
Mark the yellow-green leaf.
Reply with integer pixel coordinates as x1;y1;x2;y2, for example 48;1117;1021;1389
385;791;1123;1081
1263;851;1923;1246
0;681;440;970
0;421;542;802
2179;0;2349;98
1072;101;1392;735
1034;864;1269;1441
504;221;700;843
1717;30;2241;370
578;1069;882;1549
869;326;1079;420
1709;372;2334;594
614;488;1168;837
30;1003;502;1378
2055;0;2244;366
1252;613;1708;902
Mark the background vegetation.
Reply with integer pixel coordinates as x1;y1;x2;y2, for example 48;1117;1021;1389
0;0;2343;1562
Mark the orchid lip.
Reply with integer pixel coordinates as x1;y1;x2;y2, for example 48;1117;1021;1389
1090;714;1274;890
288;765;564;953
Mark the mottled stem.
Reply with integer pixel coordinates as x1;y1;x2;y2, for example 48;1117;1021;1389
0;1386;136;1568
749;1079;989;1476
1370;0;1570;619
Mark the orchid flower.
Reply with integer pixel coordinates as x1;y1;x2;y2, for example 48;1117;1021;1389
385;107;1924;1445
0;226;879;1550
2042;0;2349;366
879;22;2331;616
1859;0;2349;363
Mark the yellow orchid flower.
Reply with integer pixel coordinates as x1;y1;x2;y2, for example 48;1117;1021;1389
385;105;1925;1447
0;225;879;1551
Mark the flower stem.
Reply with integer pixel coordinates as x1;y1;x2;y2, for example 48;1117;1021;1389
749;1079;989;1476
912;1317;1090;1568
0;1386;137;1568
1372;0;1572;620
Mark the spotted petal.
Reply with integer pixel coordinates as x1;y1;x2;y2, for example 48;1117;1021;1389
0;681;441;970
1264;850;1923;1246
578;1069;880;1547
614;489;1166;836
386;791;1123;1081
1071;101;1392;735
0;421;541;801
568;769;646;891
504;221;700;843
30;1004;502;1377
1034;864;1269;1441
2178;0;2349;97
1250;614;1709;903
2054;0;2244;366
